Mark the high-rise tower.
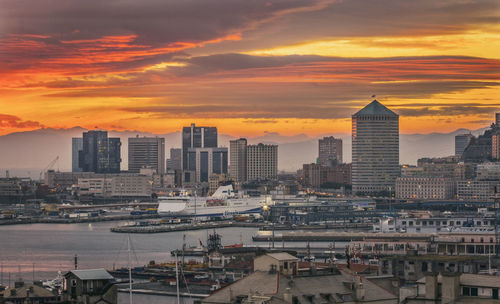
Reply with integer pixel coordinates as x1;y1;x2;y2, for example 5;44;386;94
352;100;399;195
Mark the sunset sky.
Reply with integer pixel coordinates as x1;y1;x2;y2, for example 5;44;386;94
0;0;499;137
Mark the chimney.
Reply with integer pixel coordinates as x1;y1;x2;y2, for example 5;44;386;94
283;288;293;304
424;272;438;300
441;272;460;303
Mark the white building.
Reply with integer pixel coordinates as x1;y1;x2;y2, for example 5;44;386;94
77;174;152;197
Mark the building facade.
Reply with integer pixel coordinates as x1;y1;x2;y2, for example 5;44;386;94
77;174;152;197
395;177;456;200
455;133;473;156
182;123;217;170
187;147;228;183
229;138;247;183
166;148;182;171
302;163;351;188
247;144;278;181
128;136;165;174
318;136;343;166
78;131;121;173
492;132;500;160
352;100;399;194
72;137;83;172
457;180;500;201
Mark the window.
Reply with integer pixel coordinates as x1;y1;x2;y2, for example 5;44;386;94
463;287;470;296
471;287;478;297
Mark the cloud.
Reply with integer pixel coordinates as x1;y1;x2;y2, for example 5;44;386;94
0;114;44;130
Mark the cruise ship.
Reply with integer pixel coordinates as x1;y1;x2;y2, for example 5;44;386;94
157;185;267;217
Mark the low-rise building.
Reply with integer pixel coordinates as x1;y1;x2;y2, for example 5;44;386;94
396;177;456;200
0;281;59;304
63;269;116;304
77;174;152;198
457;180;500;201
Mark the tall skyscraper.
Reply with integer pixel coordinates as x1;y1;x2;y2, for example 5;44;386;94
455;133;473;156
72;137;83;172
230;138;247;183
247;143;278;181
187;147;228;182
496;113;500;126
352;100;399;194
182;123;217;170
167;148;182;171
318;136;343;166
79;130;121;173
128;136;165;174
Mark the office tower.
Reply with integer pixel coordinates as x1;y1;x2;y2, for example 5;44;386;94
182;123;217;170
230;138;247;182
128;136;165;174
167;148;182;171
79;130;121;173
186;147;228;182
496;113;500;126
455;133;473;156
492;133;500;160
352;99;399;194
247;143;278;181
72;138;83;172
318;136;343;166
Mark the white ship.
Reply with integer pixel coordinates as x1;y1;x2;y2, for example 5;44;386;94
157;185;266;217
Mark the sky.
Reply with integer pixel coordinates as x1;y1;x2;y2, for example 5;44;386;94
0;0;499;137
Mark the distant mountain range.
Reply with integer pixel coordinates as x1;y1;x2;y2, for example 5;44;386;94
0;126;488;179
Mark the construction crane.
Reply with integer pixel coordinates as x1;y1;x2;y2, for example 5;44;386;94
39;156;59;182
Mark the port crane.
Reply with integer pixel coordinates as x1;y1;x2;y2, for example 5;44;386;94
39;156;59;182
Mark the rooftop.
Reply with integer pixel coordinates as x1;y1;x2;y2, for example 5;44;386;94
67;268;114;280
265;252;299;261
417;273;500;288
353;100;398;117
202;270;396;304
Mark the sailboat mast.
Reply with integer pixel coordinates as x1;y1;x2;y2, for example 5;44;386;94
175;251;180;304
127;234;133;304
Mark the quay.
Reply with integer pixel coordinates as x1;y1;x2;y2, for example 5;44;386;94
110;220;266;233
0;213;162;225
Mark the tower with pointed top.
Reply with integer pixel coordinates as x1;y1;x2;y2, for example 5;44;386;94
352;99;399;195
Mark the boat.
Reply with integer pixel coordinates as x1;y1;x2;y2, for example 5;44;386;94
157;185;267;217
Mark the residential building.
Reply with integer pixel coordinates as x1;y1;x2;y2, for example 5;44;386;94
492;132;500;160
182;123;217;170
318;136;343;166
128;136;165;174
302;163;351;188
63;269;117;304
78;130;121;173
455;133;473;156
0;281;60;303
476;162;500;180
457;180;500;201
201;252;397;304
411;273;500;303
166;148;182;171
229;138;247;183
352;100;399;194
186;147;228;183
247;143;278;181
72;137;83;172
396;177;456;200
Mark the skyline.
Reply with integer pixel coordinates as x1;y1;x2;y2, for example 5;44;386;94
1;0;500;137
